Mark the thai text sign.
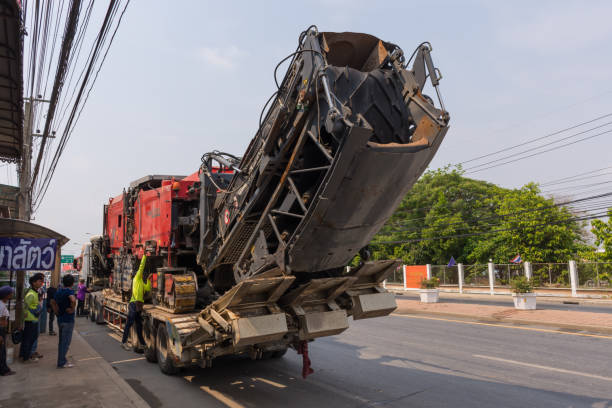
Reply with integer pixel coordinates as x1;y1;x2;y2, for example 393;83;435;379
0;238;57;271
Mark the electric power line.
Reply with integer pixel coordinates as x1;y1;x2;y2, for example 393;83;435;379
458;112;612;166
465;128;612;174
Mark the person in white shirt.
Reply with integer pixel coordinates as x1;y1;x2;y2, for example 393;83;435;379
0;285;15;376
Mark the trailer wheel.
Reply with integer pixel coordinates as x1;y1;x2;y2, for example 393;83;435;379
156;324;179;375
91;300;98;322
272;348;288;359
262;347;288;359
129;327;144;353
95;301;105;324
143;320;157;363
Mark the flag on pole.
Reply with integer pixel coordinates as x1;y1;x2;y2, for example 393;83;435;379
447;256;457;267
510;254;522;264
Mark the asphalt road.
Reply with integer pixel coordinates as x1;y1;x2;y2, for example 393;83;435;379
396;292;612;314
76;313;612;408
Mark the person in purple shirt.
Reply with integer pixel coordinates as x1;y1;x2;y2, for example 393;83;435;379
76;280;89;317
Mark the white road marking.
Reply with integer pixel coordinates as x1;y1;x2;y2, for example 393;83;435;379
473;354;612;382
252;377;287;388
110;357;146;364
200;385;245;408
77;356;103;362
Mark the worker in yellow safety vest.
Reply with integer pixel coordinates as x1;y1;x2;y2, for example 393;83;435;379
121;253;151;351
19;273;44;362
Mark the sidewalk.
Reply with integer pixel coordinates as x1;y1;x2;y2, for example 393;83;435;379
394;298;612;334
0;327;149;408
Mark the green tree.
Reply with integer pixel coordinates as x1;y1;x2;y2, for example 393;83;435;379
591;208;612;261
370;168;586;265
468;183;583;263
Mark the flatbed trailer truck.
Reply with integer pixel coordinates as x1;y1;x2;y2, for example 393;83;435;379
82;26;449;376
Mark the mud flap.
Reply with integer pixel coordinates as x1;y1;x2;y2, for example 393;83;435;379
232;313;288;347
345;260;399;320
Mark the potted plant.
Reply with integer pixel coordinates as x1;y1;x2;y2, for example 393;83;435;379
419;277;440;303
511;276;536;310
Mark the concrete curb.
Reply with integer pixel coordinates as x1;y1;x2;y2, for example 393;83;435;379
389;289;612;305
393;308;612;336
73;330;150;408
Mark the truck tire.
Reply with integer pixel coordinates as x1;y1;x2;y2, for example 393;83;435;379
156;324;179;375
272;348;288;359
262;347;288;359
95;301;105;324
129;327;144;353
143;320;157;363
91;300;98;322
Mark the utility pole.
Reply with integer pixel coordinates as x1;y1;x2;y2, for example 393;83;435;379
14;99;33;330
18;96;50;221
15;96;48;328
18;99;33;221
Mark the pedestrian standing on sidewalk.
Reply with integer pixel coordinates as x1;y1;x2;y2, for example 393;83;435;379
30;286;45;360
46;284;57;335
51;275;76;368
19;273;44;363
0;286;16;376
76;280;89;317
121;253;150;352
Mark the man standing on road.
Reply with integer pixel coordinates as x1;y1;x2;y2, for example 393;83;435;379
46;284;57;335
121;254;150;352
0;286;15;376
19;273;44;362
52;275;76;368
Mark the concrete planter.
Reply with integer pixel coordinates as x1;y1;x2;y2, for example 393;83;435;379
512;293;536;310
419;288;440;303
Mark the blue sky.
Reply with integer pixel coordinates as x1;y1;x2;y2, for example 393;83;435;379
3;0;612;254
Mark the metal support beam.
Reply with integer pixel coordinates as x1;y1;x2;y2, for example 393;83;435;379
289;165;330;174
286;176;307;213
271;209;304;219
307;131;333;162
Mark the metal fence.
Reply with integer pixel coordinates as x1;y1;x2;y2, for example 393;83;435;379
383;261;612;292
531;263;570;288
430;265;458;285
491;263;524;287
386;265;404;285
464;264;489;286
576;262;612;288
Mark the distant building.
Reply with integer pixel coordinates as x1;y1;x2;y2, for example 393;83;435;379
0;183;19;218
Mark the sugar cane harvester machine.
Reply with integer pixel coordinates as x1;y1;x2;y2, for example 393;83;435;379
85;26;450;376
